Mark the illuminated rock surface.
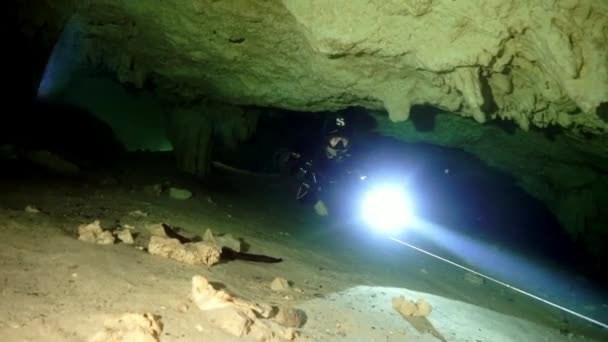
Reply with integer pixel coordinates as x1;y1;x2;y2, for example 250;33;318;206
21;0;607;131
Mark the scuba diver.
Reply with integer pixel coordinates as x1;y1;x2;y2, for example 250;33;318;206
283;113;354;216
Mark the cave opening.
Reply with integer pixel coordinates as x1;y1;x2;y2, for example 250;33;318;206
409;105;439;132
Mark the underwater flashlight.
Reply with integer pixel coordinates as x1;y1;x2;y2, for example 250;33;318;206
361;185;413;234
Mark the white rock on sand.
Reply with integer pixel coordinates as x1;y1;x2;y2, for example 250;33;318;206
273;306;306;328
78;220;114;245
25;205;40;213
144;223;167;237
89;312;163;342
168;187;192;200
128;210;148;218
392;296;432;318
191;275;300;341
271;277;291;292
148;236;221;266
117;230;134;244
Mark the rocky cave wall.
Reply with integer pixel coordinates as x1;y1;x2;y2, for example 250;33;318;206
165;101;258;176
65;0;608;132
15;1;608;263
17;0;608;130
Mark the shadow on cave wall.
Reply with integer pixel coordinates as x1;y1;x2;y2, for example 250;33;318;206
485;117;567;141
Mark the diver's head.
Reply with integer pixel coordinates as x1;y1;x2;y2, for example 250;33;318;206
325;136;349;159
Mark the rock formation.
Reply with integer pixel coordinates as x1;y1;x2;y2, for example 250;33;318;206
44;0;607;132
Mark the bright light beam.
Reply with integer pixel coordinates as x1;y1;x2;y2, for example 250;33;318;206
361;185;413;234
388;236;608;330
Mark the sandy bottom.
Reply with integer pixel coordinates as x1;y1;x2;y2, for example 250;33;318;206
0;155;606;341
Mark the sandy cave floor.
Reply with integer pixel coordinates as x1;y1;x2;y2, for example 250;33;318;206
0;154;607;342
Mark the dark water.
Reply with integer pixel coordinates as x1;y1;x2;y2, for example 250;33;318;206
1;100;124;166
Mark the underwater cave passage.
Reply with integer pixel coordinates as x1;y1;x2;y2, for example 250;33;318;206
3;6;608;338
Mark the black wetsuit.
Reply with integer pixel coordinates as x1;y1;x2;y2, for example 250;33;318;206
290;114;353;204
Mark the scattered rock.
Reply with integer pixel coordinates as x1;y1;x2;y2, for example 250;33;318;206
145;223;167;237
392;296;416;316
191;276;299;341
464;272;485;286
203;229;215;243
208;306;254;337
78;220;114;245
117;230;134;244
25;205;40;213
148;236;221;266
128;223;158;249
89;312;163;342
203;229;242;252
191;275;237;311
282;328;298;341
169;187;192;200
129;210;148;218
273;306;306;328
271;277;291;292
252;302;275;319
392;296;432;318
414;299;432;317
191;276;273;317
